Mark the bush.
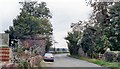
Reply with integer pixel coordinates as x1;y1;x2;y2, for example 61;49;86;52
17;60;31;69
29;55;43;67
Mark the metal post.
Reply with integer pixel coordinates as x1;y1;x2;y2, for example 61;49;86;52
54;43;55;53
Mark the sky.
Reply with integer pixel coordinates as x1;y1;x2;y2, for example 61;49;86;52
0;0;92;48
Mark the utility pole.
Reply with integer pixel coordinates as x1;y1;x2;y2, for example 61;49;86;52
53;40;58;53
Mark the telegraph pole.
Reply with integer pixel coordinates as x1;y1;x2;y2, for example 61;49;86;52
53;40;58;53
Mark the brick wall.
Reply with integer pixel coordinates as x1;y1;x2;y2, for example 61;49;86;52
0;48;11;62
19;36;46;55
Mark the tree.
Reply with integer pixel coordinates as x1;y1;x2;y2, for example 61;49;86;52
19;1;52;18
45;36;53;52
106;2;120;51
65;31;82;55
5;1;53;51
12;15;52;39
57;48;60;51
80;26;96;58
86;0;120;51
79;1;113;57
95;35;112;54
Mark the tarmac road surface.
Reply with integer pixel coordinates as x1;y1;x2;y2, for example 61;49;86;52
43;53;109;69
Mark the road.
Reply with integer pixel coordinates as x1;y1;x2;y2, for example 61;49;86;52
43;53;109;69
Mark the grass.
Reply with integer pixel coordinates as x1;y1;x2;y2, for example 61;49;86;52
68;55;120;69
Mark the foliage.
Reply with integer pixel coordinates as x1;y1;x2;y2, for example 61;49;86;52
95;35;112;54
76;0;119;59
66;21;112;58
66;1;120;60
19;1;52;18
86;1;120;51
56;48;60;51
17;60;31;69
5;1;53;38
6;14;53;39
80;26;96;58
45;36;53;52
79;22;110;57
16;46;27;59
5;1;53;51
106;2;120;51
65;31;82;55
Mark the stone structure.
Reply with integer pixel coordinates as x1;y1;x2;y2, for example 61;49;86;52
0;33;11;62
0;47;12;62
19;34;46;55
0;33;9;45
78;48;85;57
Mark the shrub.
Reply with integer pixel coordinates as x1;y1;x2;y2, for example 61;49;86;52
17;60;31;69
29;55;43;67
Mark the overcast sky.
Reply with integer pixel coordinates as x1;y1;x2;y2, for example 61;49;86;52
0;0;92;48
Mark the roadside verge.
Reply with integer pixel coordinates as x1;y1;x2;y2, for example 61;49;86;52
68;55;119;69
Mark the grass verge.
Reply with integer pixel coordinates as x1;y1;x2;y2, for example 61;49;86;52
68;55;119;69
